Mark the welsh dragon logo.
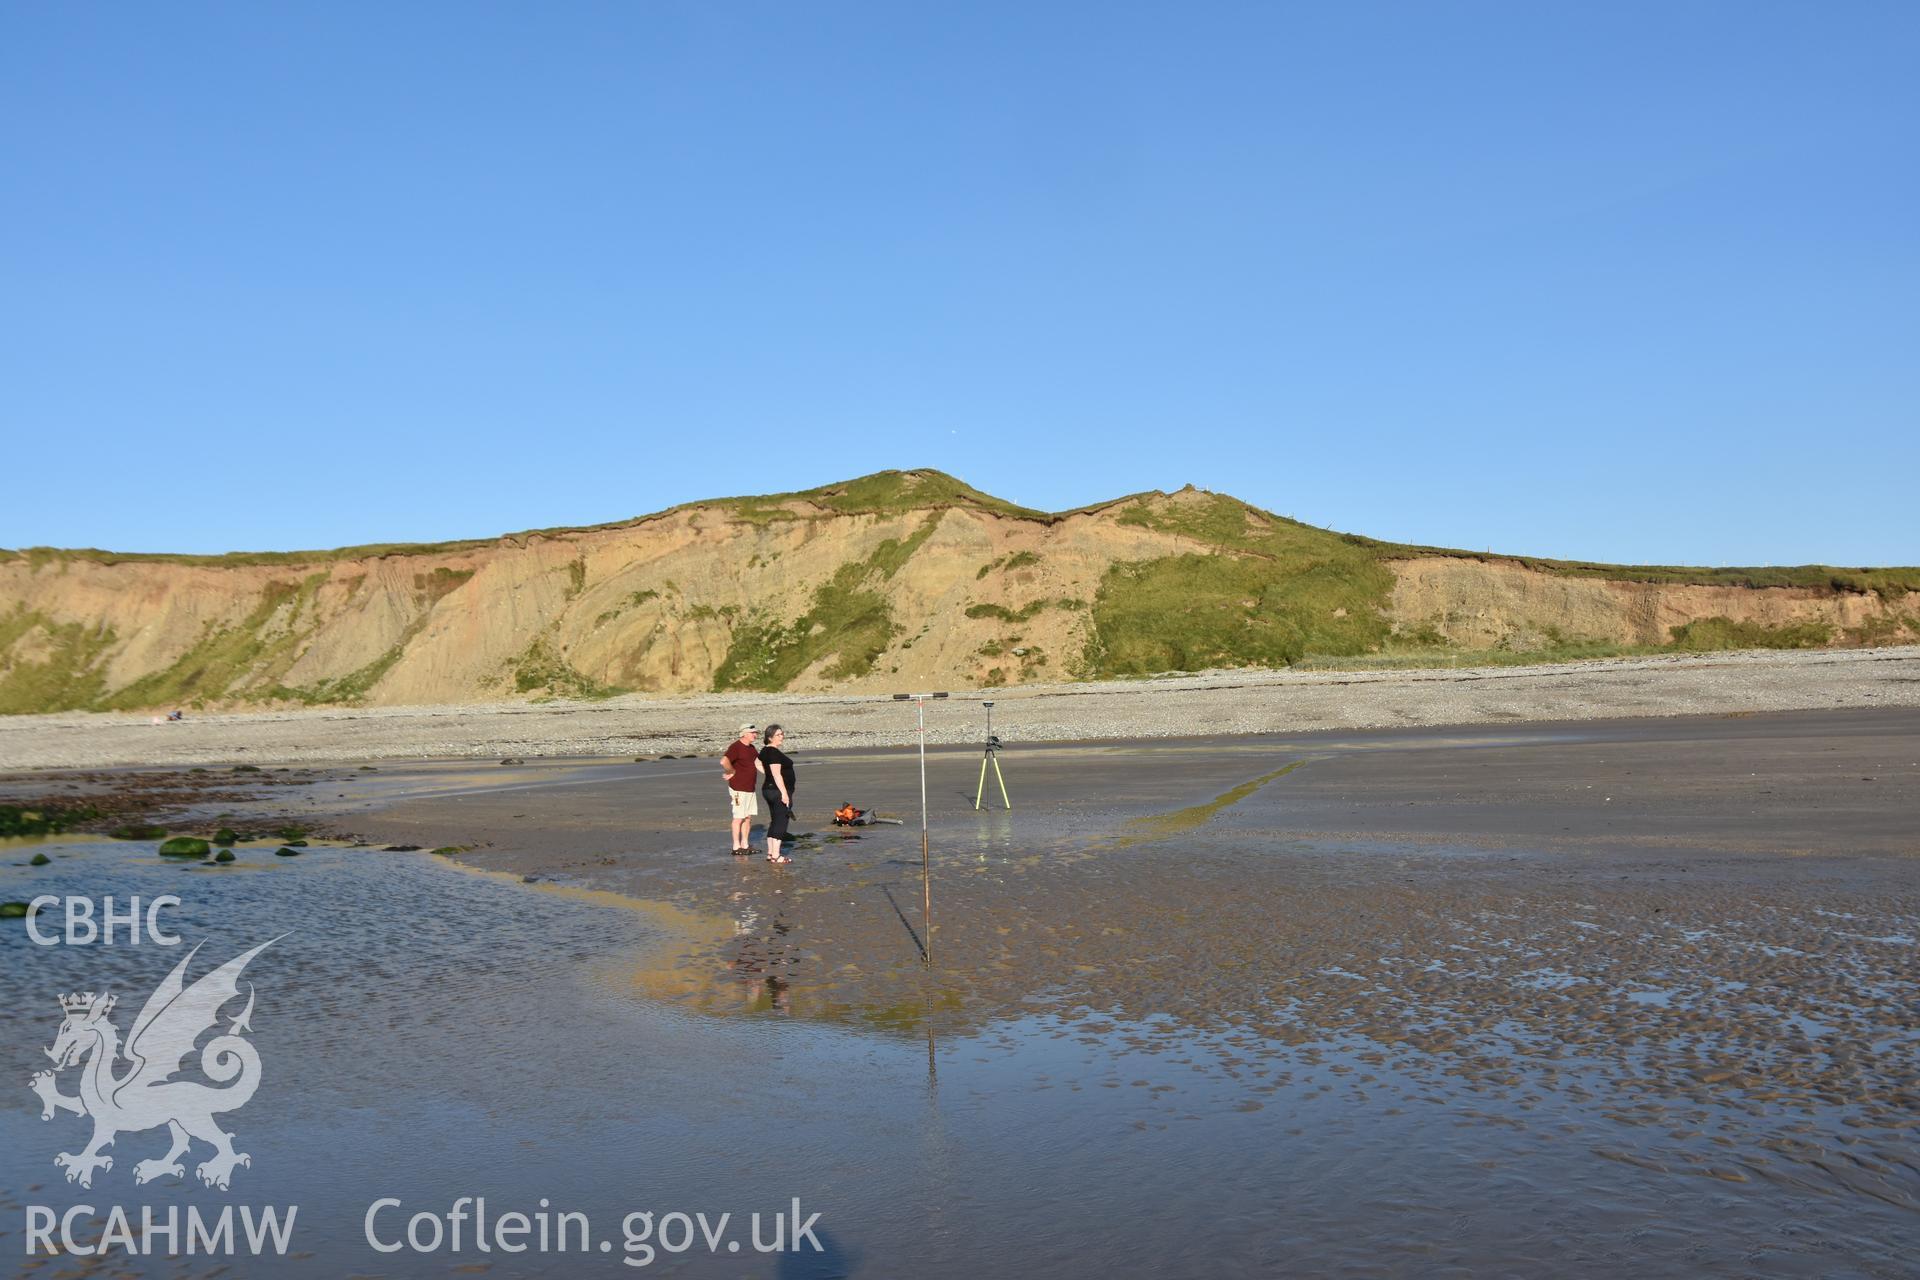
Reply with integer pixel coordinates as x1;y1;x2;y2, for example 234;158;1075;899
29;938;278;1190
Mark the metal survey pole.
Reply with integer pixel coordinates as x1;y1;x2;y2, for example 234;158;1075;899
893;691;947;965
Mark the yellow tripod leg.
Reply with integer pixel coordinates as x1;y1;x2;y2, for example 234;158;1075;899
993;753;1011;809
975;754;989;810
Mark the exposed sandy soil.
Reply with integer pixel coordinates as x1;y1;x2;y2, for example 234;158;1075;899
3;644;1917;771
0;498;1197;704
1392;556;1920;648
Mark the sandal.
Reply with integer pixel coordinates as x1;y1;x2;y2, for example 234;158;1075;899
766;854;791;864
730;847;750;857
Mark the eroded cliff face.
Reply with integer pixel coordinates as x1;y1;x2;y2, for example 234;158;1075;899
2;474;1912;712
0;497;1189;710
1387;558;1915;651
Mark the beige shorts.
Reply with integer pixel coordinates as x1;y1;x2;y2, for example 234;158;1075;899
729;788;759;820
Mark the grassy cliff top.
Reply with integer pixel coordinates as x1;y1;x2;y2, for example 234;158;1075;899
4;469;1914;594
0;470;1043;568
1102;489;1918;596
709;469;1052;524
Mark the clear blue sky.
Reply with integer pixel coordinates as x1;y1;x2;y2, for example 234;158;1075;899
4;3;1915;565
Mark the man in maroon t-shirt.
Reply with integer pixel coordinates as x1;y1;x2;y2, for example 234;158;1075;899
720;723;764;855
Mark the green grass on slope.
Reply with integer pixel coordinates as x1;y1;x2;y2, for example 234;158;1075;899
712;513;944;691
1667;617;1834;651
1083;492;1917;676
262;566;477;705
100;573;329;710
1082;495;1396;676
266;641;412;706
507;635;625;700
0;564;481;712
0;606;115;714
713;470;1049;526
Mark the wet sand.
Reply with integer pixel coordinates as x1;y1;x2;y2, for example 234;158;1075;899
350;709;1920;1030
4;707;1916;1275
352;707;1920;1273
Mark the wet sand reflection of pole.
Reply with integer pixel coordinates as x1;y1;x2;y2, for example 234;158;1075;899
879;882;929;963
892;691;947;967
925;983;938;1095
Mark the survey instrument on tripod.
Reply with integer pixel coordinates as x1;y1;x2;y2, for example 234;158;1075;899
974;699;1011;811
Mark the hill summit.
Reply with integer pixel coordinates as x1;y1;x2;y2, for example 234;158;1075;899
2;469;1914;712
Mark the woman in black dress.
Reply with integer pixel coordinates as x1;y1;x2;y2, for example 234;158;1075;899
759;724;797;864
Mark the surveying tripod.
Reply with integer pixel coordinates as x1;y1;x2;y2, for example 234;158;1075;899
973;700;1012;811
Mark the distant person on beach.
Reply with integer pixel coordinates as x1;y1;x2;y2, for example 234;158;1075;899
721;723;763;856
759;724;797;865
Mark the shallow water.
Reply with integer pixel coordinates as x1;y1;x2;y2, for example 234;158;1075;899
3;826;1917;1277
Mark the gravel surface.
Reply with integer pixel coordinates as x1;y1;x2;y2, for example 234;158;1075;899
2;646;1916;770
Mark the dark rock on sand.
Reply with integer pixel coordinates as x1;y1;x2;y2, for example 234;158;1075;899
1;804;100;837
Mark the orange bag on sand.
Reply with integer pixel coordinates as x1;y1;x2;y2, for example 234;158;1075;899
833;804;865;826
